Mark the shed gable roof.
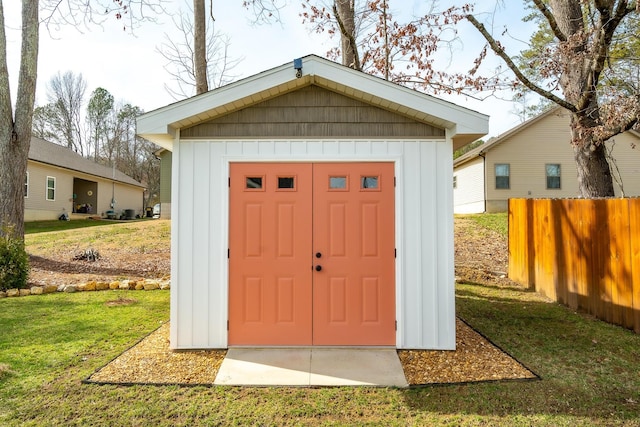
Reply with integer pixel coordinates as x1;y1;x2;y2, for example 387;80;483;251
28;137;144;188
137;55;488;150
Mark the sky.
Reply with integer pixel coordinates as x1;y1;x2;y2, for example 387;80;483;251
3;1;538;139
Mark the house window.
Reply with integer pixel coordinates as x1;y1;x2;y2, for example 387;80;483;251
546;164;561;189
495;164;510;189
453;175;457;189
46;176;56;201
24;172;29;198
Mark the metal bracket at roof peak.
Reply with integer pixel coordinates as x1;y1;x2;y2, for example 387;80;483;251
294;58;303;78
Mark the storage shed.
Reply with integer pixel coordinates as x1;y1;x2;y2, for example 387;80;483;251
137;55;488;350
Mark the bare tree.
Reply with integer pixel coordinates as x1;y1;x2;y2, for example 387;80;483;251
193;0;208;94
297;1;640;197
44;71;87;154
0;1;163;239
334;0;359;69
0;1;38;239
87;87;115;161
157;3;240;99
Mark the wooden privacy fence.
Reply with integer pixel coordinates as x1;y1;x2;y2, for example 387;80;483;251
508;198;640;333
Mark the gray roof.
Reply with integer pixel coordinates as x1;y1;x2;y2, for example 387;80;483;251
28;137;144;188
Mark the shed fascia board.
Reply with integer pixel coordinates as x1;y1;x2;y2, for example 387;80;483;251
137;55;488;149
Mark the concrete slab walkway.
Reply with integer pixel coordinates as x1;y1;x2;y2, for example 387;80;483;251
213;348;409;387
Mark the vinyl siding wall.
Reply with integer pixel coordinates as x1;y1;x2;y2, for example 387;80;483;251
485;110;640;210
453;156;485;213
25;162;75;220
25;160;144;221
171;138;456;350
159;151;172;218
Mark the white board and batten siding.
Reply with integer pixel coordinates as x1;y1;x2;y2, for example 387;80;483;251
453;156;486;214
170;138;456;350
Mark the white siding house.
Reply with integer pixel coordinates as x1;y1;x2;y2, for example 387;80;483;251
454;107;640;213
138;55;488;350
26;137;145;221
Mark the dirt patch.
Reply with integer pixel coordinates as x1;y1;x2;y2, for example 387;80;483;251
454;217;518;287
26;221;171;288
105;298;138;307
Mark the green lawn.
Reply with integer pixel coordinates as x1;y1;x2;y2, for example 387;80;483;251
24;218;154;234
1;284;639;426
3;216;639;425
458;212;509;237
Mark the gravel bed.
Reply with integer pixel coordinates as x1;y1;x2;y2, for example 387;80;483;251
87;320;536;386
398;318;537;385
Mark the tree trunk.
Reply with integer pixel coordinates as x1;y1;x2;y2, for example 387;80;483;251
0;1;39;239
549;0;615;197
335;0;358;69
571;113;615;197
194;0;208;94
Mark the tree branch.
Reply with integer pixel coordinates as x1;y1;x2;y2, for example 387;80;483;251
578;2;633;112
466;14;576;112
598;116;639;142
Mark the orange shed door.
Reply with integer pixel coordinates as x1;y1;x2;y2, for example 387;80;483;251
312;163;396;345
228;162;395;346
228;163;313;345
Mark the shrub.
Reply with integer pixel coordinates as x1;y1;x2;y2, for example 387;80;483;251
0;225;30;291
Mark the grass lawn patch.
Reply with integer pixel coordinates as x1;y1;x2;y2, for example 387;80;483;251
5;215;639;425
458;212;508;237
25;218;154;234
1;286;640;426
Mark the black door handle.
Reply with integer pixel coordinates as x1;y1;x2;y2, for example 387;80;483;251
315;265;322;272
315;252;322;258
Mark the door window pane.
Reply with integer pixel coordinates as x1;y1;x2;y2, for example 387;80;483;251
329;176;347;189
246;177;263;189
361;176;378;189
495;164;510;189
546;164;561;189
278;177;295;189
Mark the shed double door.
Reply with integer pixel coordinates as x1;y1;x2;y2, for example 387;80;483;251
228;162;395;346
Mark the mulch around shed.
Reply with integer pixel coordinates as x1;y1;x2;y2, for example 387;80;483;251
86;319;537;387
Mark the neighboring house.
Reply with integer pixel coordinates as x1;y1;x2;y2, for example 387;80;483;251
138;55;488;351
453;106;640;213
153;148;172;219
25;136;145;221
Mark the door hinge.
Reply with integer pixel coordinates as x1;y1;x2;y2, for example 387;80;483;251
227;320;229;330
395;320;397;331
394;176;396;187
394;248;397;258
228;177;231;187
227;248;230;258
